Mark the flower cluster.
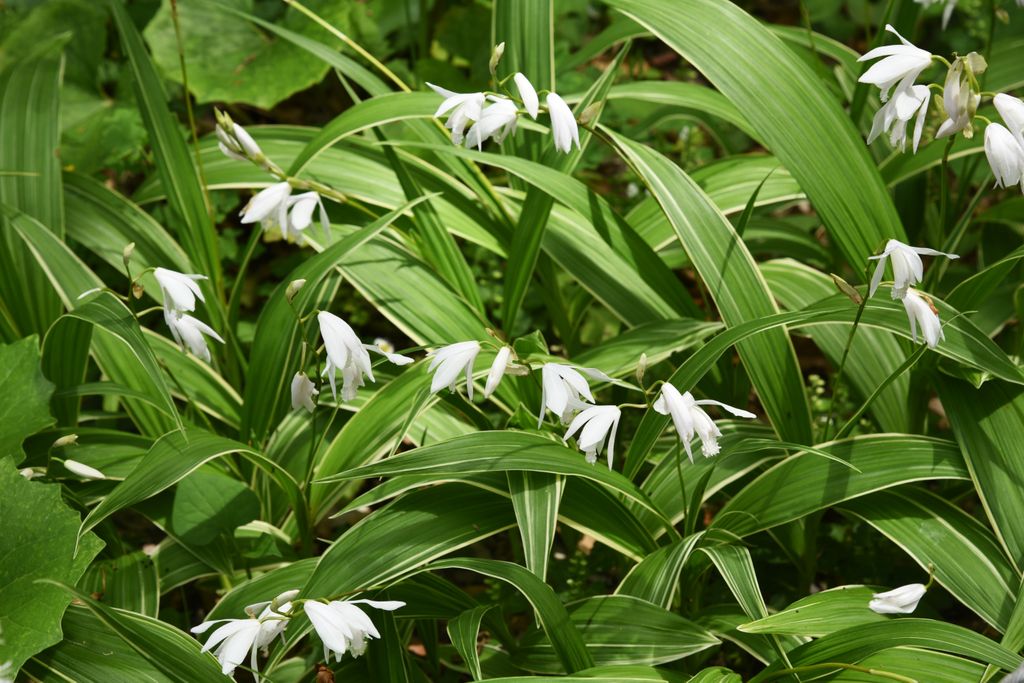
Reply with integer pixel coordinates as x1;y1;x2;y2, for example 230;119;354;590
191;589;403;679
858;24;1024;195
154;267;223;363
868;239;958;348
427;46;580;153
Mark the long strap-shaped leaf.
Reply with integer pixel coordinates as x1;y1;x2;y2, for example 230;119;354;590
602;0;904;269
606;130;813;446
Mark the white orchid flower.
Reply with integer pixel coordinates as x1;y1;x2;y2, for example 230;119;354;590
281;191;329;244
857;25;932;102
63;459;105;480
995;93;1024;146
514;72;539;119
318;312;374;402
546;92;580;153
164;310;224;363
563;405;622;468
192;617;262;676
869;583;927;614
427;83;486;145
154;267;206;317
653;384;756;462
304;599;405;662
902;288;944;348
866;84;929;153
465;97;519;150
984;123;1024;191
369;338;415;366
538;363;596;427
914;0;957;29
240;182;292;227
291;372;318;412
217;122;263;161
428;341;481;399
251;589;299;651
868;239;959;300
936;58;980;139
484;346;512;398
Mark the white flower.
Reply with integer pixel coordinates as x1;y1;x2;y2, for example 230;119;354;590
484;346;512;398
984;123;1024;191
154;267;206;317
867;84;929;153
903;288;944;348
165;310;224;363
63;459;105;480
994;93;1024;147
538;363;595;426
936;58;980;139
857;25;932;102
318;312;374;402
251;589;299;651
563;405;622;468
304;599;404;663
368;338;415;366
291;372;318;412
653;384;756;462
217;122;263;161
240;181;292;226
514;73;539;119
914;0;956;29
427;83;485;145
19;467;39;479
546;92;580;153
465;97;519;150
869;583;927;614
868;239;959;299
191;590;298;675
428;341;481;399
281;191;329;244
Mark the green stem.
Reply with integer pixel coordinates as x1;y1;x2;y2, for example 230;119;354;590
822;270;872;441
937;136;956;242
762;662;917;682
833;345;928;440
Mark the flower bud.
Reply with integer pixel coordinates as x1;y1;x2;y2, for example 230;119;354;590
830;273;863;305
489;42;506;76
63;459;105;480
132;282;145;299
286;278;306;302
635;352;648;387
52;434;79;448
122;242;135;266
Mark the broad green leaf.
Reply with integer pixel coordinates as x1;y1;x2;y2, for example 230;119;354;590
711;435;968;538
606;130;812;445
738;585;886;637
616;533;704;608
509;471;563;581
448;605;494;681
0;38;65;338
169;466;259;546
602;0;903;268
516;595;719;673
0;336;54;460
841;487;1018;631
0;460;103;677
79;551;160;618
938;377;1024;572
699;545;769;621
838;648;988;683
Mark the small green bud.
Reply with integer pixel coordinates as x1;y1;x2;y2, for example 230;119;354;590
286;278;306;302
830;273;863;305
52;434;79;449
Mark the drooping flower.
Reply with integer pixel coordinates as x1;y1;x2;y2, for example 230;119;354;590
281;191;329;244
902;288;944;348
514;73;539;119
191;590;298;676
291;372;318;412
428;341;481;399
914;0;957;29
368;338;415;366
866;84;929;153
252;589;299;651
653;384;756;462
995;93;1024;146
240;182;292;227
240;183;328;244
304;599;405;662
427;83;486;145
538;363;595;426
868;239;959;299
936;56;982;140
465;97;519;149
857;25;933;102
318;312;375;402
63;459;105;480
154;267;206;317
546;92;580;153
484;346;512;398
869;583;927;614
984;123;1024;191
563;405;622;468
165;310;224;363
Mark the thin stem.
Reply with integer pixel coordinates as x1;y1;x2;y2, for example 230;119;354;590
822;269;872;441
833;345;928;440
937;136;956;243
674;437;686;529
763;662;917;683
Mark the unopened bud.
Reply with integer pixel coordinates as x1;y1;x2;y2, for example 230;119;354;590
52;434;79;449
232;123;263;159
579;102;601;127
286;278;306;302
122;242;135;265
635;352;648;387
965;51;987;76
132;282;145;299
489;42;506;75
830;273;863;305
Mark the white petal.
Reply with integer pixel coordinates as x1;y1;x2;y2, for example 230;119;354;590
514;72;539;119
63;459;105;480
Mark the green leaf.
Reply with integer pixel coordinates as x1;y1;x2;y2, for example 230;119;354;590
0;336;55;460
738;585;886;637
602;0;903;269
79;551;160;618
169;466;259;546
0;37;65;338
0;460;104;677
431;558;594;673
508;471;563;581
605;130;812;445
516;595;719;672
448;605;494;681
711;435;968;538
841;487;1018;631
616;533;704;609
